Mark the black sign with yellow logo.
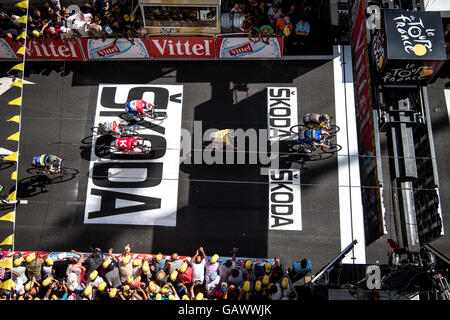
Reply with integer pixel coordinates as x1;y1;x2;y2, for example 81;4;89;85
370;9;446;84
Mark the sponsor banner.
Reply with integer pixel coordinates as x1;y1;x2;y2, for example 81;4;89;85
148;37;215;59
82;38;150;59
268;169;301;231
350;0;384;245
267;87;298;141
217;37;283;59
26;38;83;60
84;84;183;226
0;39;17;59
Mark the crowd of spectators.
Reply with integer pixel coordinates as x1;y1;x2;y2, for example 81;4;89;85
223;0;316;51
0;0;146;44
0;245;301;301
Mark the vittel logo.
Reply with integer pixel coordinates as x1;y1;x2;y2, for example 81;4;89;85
149;38;214;58
27;39;80;58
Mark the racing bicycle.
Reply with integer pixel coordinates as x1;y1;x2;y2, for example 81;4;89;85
91;120;139;137
109;138;153;155
123;103;168;122
28;159;78;175
290;116;340;136
290;131;342;154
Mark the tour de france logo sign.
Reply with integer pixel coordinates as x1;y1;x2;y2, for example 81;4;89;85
389;12;436;58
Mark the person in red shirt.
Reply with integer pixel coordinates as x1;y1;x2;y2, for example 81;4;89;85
178;261;193;285
111;136;149;154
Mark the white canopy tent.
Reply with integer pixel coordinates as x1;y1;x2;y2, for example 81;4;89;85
422;0;450;17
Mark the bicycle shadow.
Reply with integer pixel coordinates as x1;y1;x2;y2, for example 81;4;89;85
0;160;14;171
279;142;336;170
17;169;79;198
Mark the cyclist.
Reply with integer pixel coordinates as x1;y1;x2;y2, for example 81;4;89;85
125;99;155;120
111;136;149;154
298;128;331;153
96;120;128;137
31;154;63;174
209;129;235;149
303;113;331;129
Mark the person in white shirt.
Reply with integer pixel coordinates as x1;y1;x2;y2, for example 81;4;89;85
190;247;206;285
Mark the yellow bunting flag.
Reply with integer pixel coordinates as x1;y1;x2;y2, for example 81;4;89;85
6;190;16;201
3;151;18;162
10;79;23;88
16;31;26;40
7;115;20;123
11;171;18;180
8;97;22;106
0;279;15;290
17;15;27;24
7;132;20;141
0;212;15;222
0;234;13;246
0;257;13;268
9;63;23;72
16;46;25;56
15;1;28;9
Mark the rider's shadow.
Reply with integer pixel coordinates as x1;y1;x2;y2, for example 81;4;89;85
17;175;52;198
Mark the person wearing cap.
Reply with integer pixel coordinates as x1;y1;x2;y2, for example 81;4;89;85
205;253;221;285
118;251;133;284
24;253;44;282
42;256;54;279
178;261;193;285
243;260;256;282
12;256;27;285
191;247;206;285
87;270;104;288
151;252;167;274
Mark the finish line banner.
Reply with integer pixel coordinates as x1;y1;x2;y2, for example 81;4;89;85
217;37;283;59
84;84;183;226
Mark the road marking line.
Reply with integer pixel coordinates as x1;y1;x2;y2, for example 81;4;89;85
333;45;366;264
445;89;450;125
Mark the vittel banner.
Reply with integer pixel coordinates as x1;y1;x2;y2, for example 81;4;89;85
267;87;298;141
217;37;283;59
26;39;83;60
82;38;150;59
268;169;302;231
148;37;215;58
84;84;183;226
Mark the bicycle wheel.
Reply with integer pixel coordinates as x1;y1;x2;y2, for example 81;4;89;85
91;126;103;135
59;167;79;175
326;124;340;134
152;112;168;121
122;128;139;136
290;124;308;135
321;143;342;153
27;167;45;175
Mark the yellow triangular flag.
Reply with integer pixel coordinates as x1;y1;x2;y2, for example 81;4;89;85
0;234;13;246
16;31;26;40
8;97;22;106
9;63;23;72
10;79;23;88
16;46;25;55
17;15;27;24
0;279;15;290
0;211;15;222
15;1;28;9
7;115;20;123
0;257;13;268
7;132;20;141
3;151;18;162
6;190;16;201
11;171;18;181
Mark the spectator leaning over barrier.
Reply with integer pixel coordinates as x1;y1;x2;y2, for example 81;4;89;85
167;252;183;274
118;244;133;284
205;252;220;284
248;25;261;44
191;247;206;286
102;251;122;289
218;247;238;283
178;260;193;286
260;24;274;45
228;266;245;288
289;258;312;283
0;12;21;39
